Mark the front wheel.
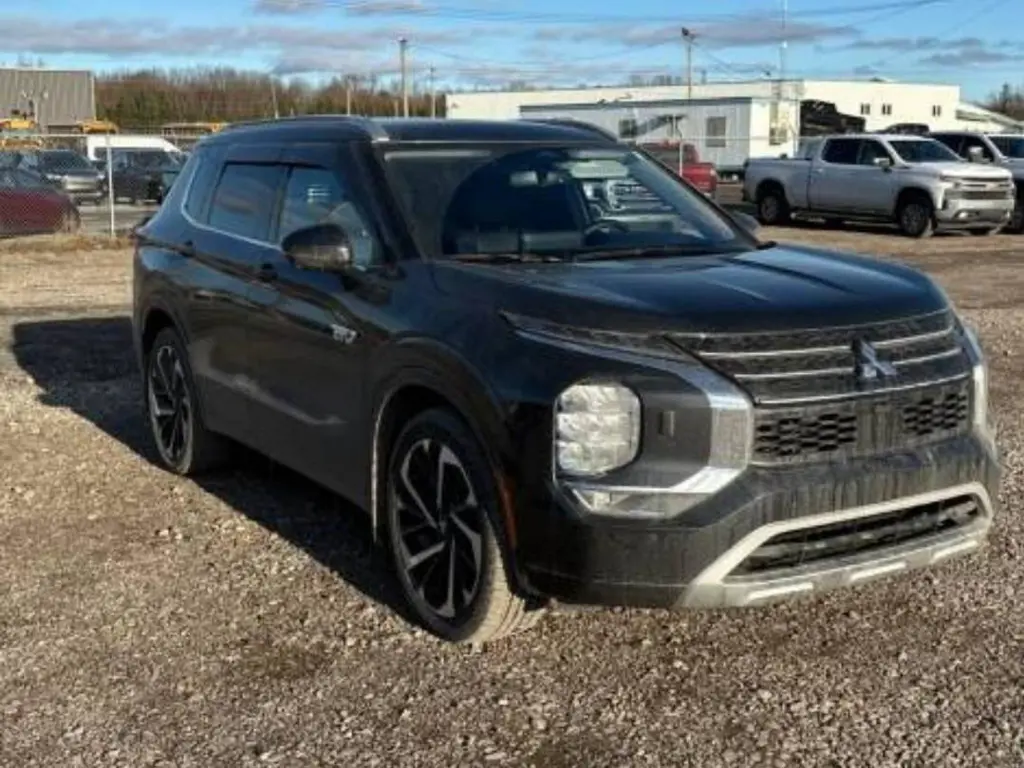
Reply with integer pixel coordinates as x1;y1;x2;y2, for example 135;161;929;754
897;197;934;238
1007;200;1024;234
385;408;541;644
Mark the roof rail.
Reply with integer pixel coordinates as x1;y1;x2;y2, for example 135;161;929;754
519;117;619;143
220;114;390;141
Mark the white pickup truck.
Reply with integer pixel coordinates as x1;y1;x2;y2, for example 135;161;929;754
743;134;1016;237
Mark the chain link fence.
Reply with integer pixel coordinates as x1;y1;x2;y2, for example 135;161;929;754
0;130;195;239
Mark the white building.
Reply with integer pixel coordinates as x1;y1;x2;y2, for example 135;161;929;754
449;78;1022;170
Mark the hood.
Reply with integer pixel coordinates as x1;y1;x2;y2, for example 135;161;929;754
430;244;948;335
919;162;1012;181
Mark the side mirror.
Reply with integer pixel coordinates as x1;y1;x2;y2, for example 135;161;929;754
731;210;760;235
282;223;354;272
873;156;892;169
966;146;987;163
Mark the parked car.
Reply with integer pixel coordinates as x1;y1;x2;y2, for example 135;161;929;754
1;148;105;205
0;167;80;236
98;149;186;204
133;117;999;644
929;130;1024;233
640;142;719;198
743;134;1015;237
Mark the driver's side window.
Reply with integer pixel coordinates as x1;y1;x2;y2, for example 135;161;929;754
858;140;891;166
278;166;379;268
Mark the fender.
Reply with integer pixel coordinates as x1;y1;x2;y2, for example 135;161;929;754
367;335;521;559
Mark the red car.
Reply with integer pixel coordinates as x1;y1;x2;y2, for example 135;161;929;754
640;142;719;198
0;167;80;236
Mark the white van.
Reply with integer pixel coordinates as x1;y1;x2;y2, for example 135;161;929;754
85;135;185;162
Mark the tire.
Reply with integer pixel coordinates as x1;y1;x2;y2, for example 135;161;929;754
385;408;541;645
896;196;934;238
145;327;231;475
1007;199;1024;234
755;184;790;226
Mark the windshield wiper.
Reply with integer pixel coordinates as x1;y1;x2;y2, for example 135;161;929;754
572;243;748;262
451;251;567;264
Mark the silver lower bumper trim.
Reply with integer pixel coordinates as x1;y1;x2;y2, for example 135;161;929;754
683;482;993;608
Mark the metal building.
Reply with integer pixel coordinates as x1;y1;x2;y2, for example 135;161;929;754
0;67;96;129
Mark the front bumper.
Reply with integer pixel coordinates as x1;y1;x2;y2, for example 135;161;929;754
935;196;1013;228
520;432;999;608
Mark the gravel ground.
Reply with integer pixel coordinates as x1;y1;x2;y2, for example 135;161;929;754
2;229;1024;767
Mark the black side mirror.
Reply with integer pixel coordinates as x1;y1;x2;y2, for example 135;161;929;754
731;210;760;235
282;223;354;272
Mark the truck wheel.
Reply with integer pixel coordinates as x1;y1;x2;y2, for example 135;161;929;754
385;408;542;645
897;196;934;238
1007;199;1024;234
756;186;790;226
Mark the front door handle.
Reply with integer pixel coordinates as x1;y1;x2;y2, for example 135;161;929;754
256;263;278;282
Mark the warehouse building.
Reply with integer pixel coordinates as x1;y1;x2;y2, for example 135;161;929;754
0;67;96;129
449;79;1023;173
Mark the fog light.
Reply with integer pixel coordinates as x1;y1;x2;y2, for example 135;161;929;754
556;383;640;477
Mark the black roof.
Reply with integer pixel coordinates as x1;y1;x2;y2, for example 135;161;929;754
207;116;617;145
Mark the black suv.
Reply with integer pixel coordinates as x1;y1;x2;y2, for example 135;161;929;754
133;117;1000;644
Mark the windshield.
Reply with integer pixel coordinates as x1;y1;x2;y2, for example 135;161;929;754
889;139;961;163
381;144;748;260
990;135;1024;159
40;150;93;171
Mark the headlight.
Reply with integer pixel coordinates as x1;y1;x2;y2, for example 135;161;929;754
961;322;989;433
555;382;640;477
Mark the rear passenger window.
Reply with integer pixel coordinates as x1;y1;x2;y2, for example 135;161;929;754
279;166;380;267
823;139;860;165
184;147;220;220
207;163;284;242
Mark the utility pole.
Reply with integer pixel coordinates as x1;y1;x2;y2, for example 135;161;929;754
429;66;437;118
399;37;409;118
681;27;694;100
269;76;279;119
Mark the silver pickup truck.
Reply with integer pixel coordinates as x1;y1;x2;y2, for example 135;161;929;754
930;131;1024;233
743;134;1016;237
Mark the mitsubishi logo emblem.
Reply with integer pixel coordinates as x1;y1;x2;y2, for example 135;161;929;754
853;339;897;382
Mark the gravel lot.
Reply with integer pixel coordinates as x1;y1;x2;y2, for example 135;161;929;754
2;228;1024;767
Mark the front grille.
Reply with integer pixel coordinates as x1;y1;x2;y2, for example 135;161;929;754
753;380;970;463
730;495;982;576
958;189;1012;201
667;310;970;404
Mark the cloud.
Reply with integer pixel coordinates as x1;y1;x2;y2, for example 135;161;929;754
254;0;430;14
0;14;467;59
919;49;1024;68
846;36;1009;53
534;14;856;49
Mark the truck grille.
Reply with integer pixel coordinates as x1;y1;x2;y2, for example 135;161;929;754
730;495;981;576
667;310;969;405
753;380;970;463
958;189;1012;201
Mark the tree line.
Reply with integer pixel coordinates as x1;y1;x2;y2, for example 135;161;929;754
94;68;1024;129
96;68;444;129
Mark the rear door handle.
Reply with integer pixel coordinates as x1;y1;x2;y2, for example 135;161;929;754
256;263;278;282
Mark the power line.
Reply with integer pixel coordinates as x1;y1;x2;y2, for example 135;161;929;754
279;0;953;25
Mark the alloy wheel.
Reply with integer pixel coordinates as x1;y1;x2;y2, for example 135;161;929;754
391;438;484;621
148;344;193;467
760;195;779;223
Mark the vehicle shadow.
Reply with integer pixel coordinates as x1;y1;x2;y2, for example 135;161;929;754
10;315;415;626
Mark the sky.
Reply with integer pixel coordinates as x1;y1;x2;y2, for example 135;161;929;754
0;0;1021;100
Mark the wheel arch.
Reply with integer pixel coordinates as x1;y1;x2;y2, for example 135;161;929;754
894;184;935;214
755;178;786;202
369;340;524;585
